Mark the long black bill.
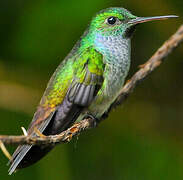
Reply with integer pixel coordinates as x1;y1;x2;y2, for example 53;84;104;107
128;15;178;25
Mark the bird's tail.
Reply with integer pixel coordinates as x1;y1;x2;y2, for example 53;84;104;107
8;145;32;175
8;144;54;175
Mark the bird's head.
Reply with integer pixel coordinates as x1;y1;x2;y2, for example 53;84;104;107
89;7;177;38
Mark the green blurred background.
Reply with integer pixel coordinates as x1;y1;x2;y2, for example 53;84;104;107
0;0;183;179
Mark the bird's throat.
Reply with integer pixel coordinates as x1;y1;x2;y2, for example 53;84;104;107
125;25;137;38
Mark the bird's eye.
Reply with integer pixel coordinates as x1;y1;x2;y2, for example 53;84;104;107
107;16;117;25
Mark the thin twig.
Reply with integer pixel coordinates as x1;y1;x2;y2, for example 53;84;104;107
0;140;12;160
21;127;28;136
0;25;183;147
0;118;94;146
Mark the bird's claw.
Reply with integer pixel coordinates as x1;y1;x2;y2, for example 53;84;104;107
34;127;46;138
83;114;98;128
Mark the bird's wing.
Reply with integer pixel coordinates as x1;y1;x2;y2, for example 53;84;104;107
27;47;104;134
9;47;105;174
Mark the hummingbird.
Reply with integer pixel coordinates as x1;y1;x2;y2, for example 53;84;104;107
8;7;177;174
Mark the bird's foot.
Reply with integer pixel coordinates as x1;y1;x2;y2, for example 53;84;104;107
34;127;46;138
138;63;147;69
83;114;99;128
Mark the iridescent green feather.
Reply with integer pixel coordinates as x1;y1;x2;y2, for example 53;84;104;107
41;47;104;107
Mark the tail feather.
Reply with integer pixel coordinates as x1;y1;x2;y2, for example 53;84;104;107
8;145;32;175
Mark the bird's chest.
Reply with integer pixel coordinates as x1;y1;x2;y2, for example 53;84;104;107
87;34;131;117
103;58;130;101
100;37;131;99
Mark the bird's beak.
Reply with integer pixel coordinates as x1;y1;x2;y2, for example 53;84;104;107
128;15;178;25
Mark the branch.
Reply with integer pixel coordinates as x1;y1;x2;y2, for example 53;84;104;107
0;25;183;147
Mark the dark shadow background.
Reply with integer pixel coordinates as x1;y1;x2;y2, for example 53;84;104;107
0;0;183;179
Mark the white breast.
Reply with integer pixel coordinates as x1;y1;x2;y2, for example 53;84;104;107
86;34;131;117
95;33;131;98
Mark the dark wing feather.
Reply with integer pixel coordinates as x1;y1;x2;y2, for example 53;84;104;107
68;71;101;106
45;70;103;135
